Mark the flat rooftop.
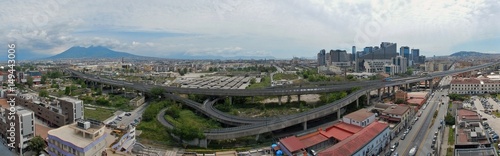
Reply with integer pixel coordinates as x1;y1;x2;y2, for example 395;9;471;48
48;123;106;148
59;97;82;103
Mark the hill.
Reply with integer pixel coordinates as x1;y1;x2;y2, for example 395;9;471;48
450;51;498;57
48;46;146;59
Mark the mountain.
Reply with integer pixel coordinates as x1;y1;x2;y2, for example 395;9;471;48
47;46;146;59
450;51;499;57
165;52;276;60
0;49;51;61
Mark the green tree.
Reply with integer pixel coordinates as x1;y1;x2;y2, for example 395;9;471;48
250;78;256;84
27;76;34;87
150;87;165;98
39;90;49;97
65;86;71;95
445;112;455;125
27;136;46;155
41;75;47;84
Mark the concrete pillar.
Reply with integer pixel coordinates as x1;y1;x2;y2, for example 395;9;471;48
356;98;359;108
425;80;428;89
297;94;301;103
252;96;255;103
278;96;282;105
366;92;370;105
229;96;232;105
430;80;434;91
387;87;390;94
392;86;396;94
287;95;291;103
255;134;260;141
337;109;341;119
378;88;382;101
303;122;307;130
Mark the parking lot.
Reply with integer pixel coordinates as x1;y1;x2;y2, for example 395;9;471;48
177;76;252;89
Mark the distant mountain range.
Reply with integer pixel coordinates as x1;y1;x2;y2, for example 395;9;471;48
164;52;276;60
450;51;500;57
47;46;146;59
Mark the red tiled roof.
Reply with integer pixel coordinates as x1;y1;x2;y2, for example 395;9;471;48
279;136;305;152
318;122;389;156
343;109;374;121
321;127;353;141
407;98;426;106
298;132;329;148
327;122;363;133
382;105;410;115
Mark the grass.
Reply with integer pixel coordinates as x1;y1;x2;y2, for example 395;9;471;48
216;101;310;117
84;107;115;121
136;118;173;146
247;76;271;89
448;126;455;145
446;147;454;156
165;109;221;129
493;111;500;118
273;73;297;80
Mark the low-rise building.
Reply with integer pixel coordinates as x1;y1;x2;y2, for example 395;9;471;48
454;109;492;153
318;122;390;156
0;106;35;153
342;109;375;127
16;94;84;127
47;119;108;156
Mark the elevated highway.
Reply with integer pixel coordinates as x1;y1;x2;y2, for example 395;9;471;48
66;62;498;140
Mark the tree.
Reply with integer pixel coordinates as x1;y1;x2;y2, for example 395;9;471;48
27;76;34;87
41;75;47;84
150;87;165;98
250;78;256;84
27;136;46;155
445;112;455;125
39;90;49;97
65;86;71;95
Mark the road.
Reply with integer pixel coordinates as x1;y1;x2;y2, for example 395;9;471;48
110;101;149;128
66;62;499;140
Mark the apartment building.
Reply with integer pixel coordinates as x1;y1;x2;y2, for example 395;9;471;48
47;119;108;156
450;78;500;94
16;94;84;127
342;109;375;127
0;106;35;153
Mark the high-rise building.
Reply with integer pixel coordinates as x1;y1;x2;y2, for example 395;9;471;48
400;46;410;59
363;47;373;55
411;49;420;64
352;46;356;61
47;119;108;156
317;49;326;66
0;106;35;153
392;55;408;74
330;49;349;62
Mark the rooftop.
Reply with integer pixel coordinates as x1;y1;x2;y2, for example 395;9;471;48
318;122;389;156
343;108;374;121
279;136;305;152
382;105;410;115
48;121;106;148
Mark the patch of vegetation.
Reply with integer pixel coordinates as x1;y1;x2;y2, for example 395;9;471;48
166;106;221;141
445;112;455;125
227;65;277;73
136;100;173;146
448;93;470;101
448;127;455;145
247;76;271;89
273;73;297;80
84;107;115;121
446;147;454;156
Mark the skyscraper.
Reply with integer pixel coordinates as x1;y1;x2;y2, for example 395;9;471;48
352;46;356;61
400;46;410;66
392;55;408;74
317;49;326;66
411;49;420;64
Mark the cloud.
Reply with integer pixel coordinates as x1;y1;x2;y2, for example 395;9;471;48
0;0;499;58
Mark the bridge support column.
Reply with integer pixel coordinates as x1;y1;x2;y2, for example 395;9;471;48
356;98;359;108
287;95;291;103
387;87;390;94
430;80;434;91
377;89;381;101
252;96;255;103
425;80;428;89
406;83;410;91
255;134;260;141
278;96;282;105
337;109;341;119
297;94;301;103
303;122;307;130
392;86;396;94
229;96;232;105
366;92;370;105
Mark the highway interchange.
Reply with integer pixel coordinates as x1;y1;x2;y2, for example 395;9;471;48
66;62;498;141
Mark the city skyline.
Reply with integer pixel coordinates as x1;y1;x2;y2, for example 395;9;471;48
1;0;499;59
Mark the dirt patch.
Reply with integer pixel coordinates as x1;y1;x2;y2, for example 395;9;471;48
261;94;320;104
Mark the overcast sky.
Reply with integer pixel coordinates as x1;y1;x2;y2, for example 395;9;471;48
1;0;499;58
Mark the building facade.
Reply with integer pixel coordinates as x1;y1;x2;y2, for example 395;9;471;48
392;55;408;74
0;106;35;153
342;109;375;127
16;94;84;127
317;49;326;66
47;119;108;156
450;78;500;94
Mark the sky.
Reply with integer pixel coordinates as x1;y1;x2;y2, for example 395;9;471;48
1;0;499;59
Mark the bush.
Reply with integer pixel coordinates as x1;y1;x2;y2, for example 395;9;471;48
445;112;455;125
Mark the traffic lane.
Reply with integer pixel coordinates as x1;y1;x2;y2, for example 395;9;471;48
395;92;436;155
420;91;449;155
409;91;440;155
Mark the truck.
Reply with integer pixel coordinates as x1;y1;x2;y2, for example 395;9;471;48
383;77;393;82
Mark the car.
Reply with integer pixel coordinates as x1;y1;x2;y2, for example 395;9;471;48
125;112;132;116
401;134;406;140
393;152;399;156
